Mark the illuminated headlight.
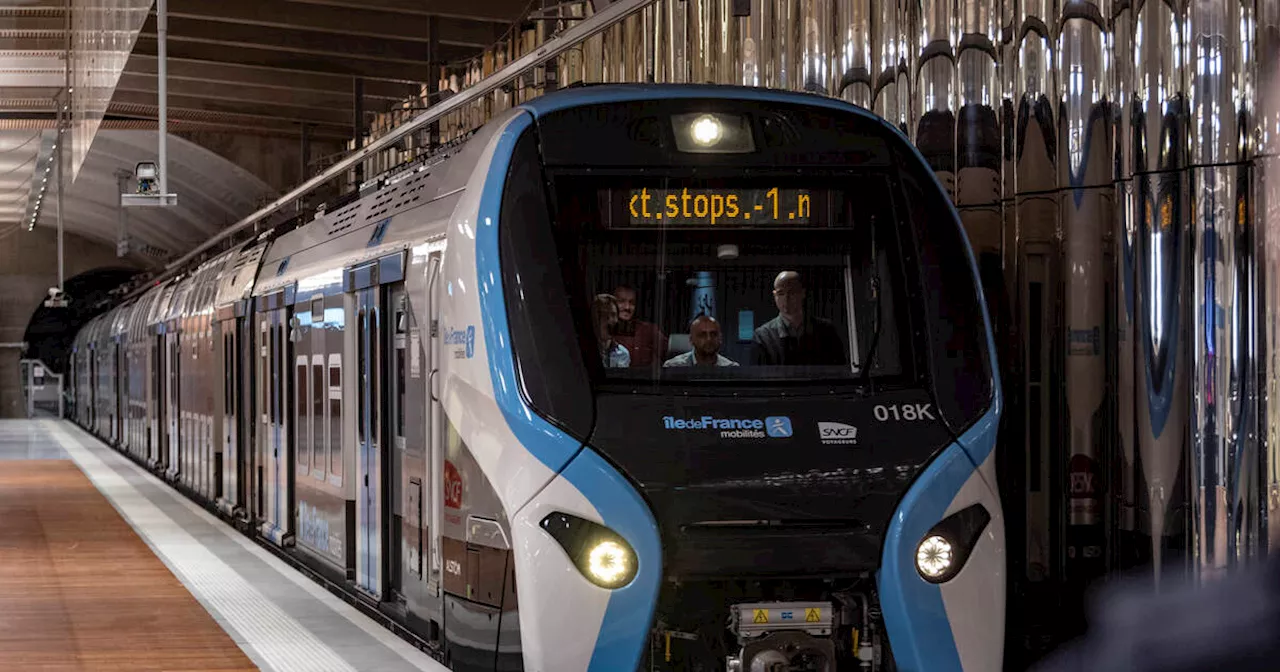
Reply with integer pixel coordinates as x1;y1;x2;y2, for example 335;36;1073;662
913;504;992;584
690;114;723;145
671;112;755;153
541;512;639;589
916;535;954;579
587;540;632;587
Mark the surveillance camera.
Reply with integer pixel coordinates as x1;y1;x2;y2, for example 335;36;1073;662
47;287;62;299
135;161;158;194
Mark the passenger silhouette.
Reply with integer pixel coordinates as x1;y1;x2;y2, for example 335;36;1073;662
612;284;668;368
663;315;738;367
592;294;630;368
752;271;846;366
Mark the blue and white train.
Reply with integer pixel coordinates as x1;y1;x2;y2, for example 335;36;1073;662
71;84;1005;671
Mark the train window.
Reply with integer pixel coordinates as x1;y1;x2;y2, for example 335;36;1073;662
269;327;278;425
548;173;907;385
357;309;366;445
296;360;308;468
370;309;380;443
329;354;343;480
395;311;405;440
228;333;237;423
277;325;286;427
897;161;994;425
223;335;230;408
313;360;324;477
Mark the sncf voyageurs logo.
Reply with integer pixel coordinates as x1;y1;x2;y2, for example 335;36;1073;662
663;414;793;440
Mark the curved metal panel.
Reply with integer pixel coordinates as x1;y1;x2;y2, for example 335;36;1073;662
654;0;689;84
914;0;957;196
956;0;1002;261
800;0;835;94
739;0;772;87
1132;0;1190;586
1188;0;1257;576
836;0;874;106
874;0;910;133
1013;0;1059;590
1058;2;1113;586
1111;0;1142;568
1258;0;1280;556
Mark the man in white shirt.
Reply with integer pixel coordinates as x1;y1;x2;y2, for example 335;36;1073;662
664;315;738;368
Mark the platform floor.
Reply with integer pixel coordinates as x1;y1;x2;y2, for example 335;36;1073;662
0;419;448;672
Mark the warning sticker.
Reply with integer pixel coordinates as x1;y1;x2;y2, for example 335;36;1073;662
752;609;769;624
805;608;821;623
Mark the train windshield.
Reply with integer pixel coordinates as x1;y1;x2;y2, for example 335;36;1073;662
548;172;908;384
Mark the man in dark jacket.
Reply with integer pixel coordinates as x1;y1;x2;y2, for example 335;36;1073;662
752;270;846;366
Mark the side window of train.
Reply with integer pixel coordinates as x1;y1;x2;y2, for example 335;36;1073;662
370;308;380;442
270;325;279;425
898;152;993;427
313;356;325;478
498;128;593;438
297;357;308;468
357;309;366;445
395;299;406;441
329;354;342;482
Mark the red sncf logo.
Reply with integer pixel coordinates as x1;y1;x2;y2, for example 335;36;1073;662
444;460;463;509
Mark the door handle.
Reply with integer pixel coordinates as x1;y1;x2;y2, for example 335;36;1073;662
429;368;439;402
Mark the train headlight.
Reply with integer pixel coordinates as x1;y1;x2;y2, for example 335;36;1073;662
690;115;723;146
671;112;755;153
541;512;639;589
587;540;632;586
914;504;992;584
916;535;954;579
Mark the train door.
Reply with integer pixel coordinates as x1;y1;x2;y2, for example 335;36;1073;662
355;282;385;599
387;285;407;604
258;301;293;545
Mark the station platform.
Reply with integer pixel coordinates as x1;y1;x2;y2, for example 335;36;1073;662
0;419;448;672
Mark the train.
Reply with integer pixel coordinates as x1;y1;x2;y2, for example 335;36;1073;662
70;84;1005;672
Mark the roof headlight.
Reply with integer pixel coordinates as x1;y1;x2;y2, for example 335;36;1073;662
671;112;755;153
690;114;723;146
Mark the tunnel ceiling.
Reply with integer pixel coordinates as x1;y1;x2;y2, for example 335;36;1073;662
1;0;524;261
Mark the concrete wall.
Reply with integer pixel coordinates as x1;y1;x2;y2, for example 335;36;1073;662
175;130;347;195
0;228;140;418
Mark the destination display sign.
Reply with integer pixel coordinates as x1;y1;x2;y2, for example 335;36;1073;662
624;187;814;226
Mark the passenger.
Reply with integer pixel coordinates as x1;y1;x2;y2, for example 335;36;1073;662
612;284;668;368
752;270;847;366
592;294;630;368
663;315;739;368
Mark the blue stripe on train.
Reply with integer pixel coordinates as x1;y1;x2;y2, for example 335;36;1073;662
474;110;662;672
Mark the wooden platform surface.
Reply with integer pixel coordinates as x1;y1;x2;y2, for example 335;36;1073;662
0;460;257;671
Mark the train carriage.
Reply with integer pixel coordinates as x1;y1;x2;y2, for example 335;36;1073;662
71;84;1004;672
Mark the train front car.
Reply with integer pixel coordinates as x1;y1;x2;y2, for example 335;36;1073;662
443;85;1004;672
